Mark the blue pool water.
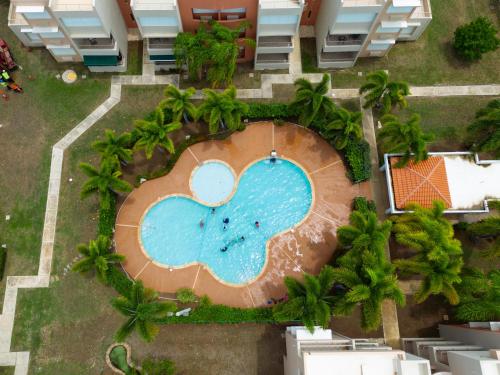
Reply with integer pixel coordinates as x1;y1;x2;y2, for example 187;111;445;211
140;159;312;284
191;161;235;204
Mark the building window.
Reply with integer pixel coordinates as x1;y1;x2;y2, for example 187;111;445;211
25;33;41;42
49;46;77;56
336;12;377;23
192;8;219;21
387;6;414;14
367;43;391;51
39;31;65;39
138;17;178;27
221;8;246;20
238;45;245;58
61;17;102;27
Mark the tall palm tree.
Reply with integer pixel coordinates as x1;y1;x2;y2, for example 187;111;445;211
455;267;500;321
111;281;176;342
80;159;132;208
273;265;336;333
331;251;405;332
337;210;392;256
359;70;410;114
378;113;434;168
392;201;464;305
72;235;125;283
160;85;197;123
289;73;335;127
197;86;249;134
134;107;182;159
331;208;403;331
466;99;500;157
320;107;363;150
92;129;133;167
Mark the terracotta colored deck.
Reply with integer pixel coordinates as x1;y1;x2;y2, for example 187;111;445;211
115;122;370;307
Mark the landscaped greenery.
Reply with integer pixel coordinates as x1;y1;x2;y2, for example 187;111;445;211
272;266;336;332
0;248;6;282
174;21;255;88
392;202;464;305
378;113;433;167
453;17;500;61
465;216;500;259
465;99;500;157
359;70;410;114
331;209;405;332
455;267;500;321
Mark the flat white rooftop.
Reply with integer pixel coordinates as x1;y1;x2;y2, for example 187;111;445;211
49;0;93;11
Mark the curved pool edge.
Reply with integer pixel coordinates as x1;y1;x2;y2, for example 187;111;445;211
136;156;316;288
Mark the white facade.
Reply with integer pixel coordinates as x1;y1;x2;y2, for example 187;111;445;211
284;326;431;375
130;0;182;65
315;0;432;68
254;0;304;70
8;0;128;72
402;322;500;374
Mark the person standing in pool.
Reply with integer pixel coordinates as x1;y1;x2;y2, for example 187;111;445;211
199;219;205;229
255;221;260;228
211;208;216;215
223;217;229;224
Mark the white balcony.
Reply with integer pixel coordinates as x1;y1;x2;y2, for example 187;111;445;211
318;50;357;68
256;35;293;54
255;52;290;70
259;0;302;10
147;37;175;55
323;33;366;52
131;0;177;11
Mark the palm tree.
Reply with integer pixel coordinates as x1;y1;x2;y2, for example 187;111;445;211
331;209;404;331
359;70;410;114
331;252;405;332
111;281;176;342
289;74;335;127
92;129;133;167
80;159;132;208
337;210;392;256
160;85;197;123
320;107;363;149
378;113;434;168
466;99;500;157
455;267;500;321
392;201;464;305
197;86;249;134
134;107;182;159
72;235;125;283
272;265;336;333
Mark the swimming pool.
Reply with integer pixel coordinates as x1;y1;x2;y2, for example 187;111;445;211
140;159;313;285
190;161;235;205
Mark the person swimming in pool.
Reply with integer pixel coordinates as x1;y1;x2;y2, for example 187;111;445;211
240;236;245;241
255;221;260;228
220;246;228;252
211;208;216;215
199;219;205;229
223;217;230;224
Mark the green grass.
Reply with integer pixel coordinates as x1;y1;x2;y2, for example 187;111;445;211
389;96;499;151
304;0;500;87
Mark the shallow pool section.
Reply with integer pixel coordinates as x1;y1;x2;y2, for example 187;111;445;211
190;161;235;205
141;159;312;284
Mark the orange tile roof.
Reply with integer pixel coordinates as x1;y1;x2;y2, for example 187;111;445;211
390;156;452;209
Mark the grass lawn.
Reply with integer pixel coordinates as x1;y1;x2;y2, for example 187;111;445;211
0;0;110;309
382;96;499;151
302;0;500;87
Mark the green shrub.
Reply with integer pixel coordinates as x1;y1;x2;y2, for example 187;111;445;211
247;103;298;119
159;304;274;324
176;288;197;303
98;193;116;237
353;197;376;213
109;346;138;375
107;266;133;297
199;295;212;307
142;357;176;375
0;248;6;281
453;17;500;61
343;139;372;183
489;200;500;211
466;216;500;238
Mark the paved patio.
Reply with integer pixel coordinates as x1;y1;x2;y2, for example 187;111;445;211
115;122;370;307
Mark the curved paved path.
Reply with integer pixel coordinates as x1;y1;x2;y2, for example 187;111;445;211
115;122;371;307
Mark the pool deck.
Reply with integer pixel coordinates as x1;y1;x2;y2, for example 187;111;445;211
115;122;371;308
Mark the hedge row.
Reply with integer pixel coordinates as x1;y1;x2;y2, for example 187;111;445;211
98;193;116;237
159;303;275;324
353;196;377;213
0;248;6;281
344;139;372;183
247;103;299;120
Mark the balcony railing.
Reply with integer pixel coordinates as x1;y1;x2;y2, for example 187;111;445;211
258;36;292;47
148;37;175;49
326;34;365;46
74;35;114;49
256;53;289;64
320;51;357;62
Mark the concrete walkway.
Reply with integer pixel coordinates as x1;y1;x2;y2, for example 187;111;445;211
0;61;499;373
360;99;401;349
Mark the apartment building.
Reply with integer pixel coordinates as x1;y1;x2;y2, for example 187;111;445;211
314;0;432;68
284;326;432;375
402;322;500;375
8;0;128;72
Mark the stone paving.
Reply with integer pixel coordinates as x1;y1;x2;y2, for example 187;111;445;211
0;60;499;373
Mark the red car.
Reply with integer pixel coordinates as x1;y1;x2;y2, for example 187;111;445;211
0;39;17;71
